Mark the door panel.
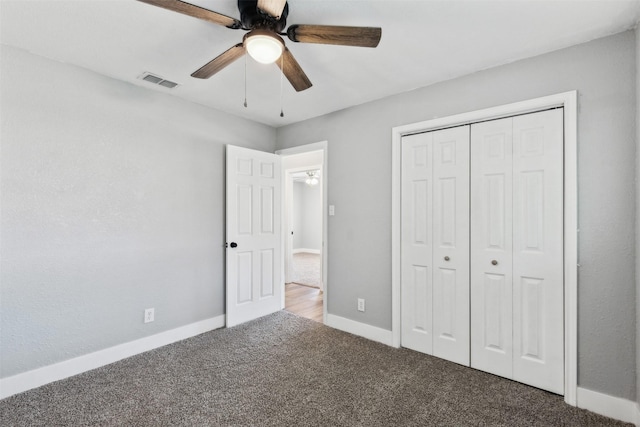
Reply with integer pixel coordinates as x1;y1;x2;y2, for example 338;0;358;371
519;276;544;360
483;273;506;351
432;126;470;365
401;126;470;365
260;249;274;297
237;185;253;234
226;145;282;327
412;265;431;331
237;251;253;304
401;132;434;354
471;117;513;377
512;109;564;394
260;187;274;233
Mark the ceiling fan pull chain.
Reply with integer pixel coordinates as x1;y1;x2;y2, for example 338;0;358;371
279;54;284;117
243;53;248;108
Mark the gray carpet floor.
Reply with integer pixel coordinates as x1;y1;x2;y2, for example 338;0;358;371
0;311;629;426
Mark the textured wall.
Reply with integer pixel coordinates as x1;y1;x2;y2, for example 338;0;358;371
636;25;640;406
293;182;304;249
0;46;276;378
301;182;322;251
276;31;637;400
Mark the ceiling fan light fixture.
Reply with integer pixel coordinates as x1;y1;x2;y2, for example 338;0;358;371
305;171;319;186
244;30;284;64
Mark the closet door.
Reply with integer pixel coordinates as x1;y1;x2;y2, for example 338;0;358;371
401;132;434;354
470;110;564;394
512;109;564;394
401;126;470;364
432;126;470;365
470;118;514;379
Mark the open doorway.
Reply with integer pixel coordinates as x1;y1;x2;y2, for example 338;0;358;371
286;170;322;321
290;170;322;287
277;142;327;324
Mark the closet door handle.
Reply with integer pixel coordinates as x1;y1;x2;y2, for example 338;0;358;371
491;259;498;266
444;256;450;261
230;242;238;248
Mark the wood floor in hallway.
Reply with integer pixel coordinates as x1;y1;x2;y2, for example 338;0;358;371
285;283;323;323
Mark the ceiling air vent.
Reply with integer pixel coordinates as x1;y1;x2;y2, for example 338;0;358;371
138;72;179;89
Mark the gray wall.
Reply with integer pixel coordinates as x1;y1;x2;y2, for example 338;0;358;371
293;182;304;249
636;25;640;407
276;31;637;400
0;46;276;378
292;181;322;251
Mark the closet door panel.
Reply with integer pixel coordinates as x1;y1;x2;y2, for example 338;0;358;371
401;132;434;354
432;126;470;365
512;109;564;394
470;118;514;379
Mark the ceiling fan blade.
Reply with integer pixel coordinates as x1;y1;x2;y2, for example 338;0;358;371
191;44;245;79
257;0;287;19
276;48;312;92
287;25;382;48
137;0;242;29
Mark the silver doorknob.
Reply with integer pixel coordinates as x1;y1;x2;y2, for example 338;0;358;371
491;260;498;266
444;256;450;261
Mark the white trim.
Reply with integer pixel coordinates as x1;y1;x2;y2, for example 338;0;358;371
276;141;329;324
0;315;225;399
276;141;327;156
391;125;402;348
292;248;321;254
325;314;394;346
391;91;578;404
576;387;638;424
563;91;579;406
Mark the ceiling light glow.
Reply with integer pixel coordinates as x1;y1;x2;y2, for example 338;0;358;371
245;31;284;64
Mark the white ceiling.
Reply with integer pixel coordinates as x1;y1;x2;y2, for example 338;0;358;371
2;0;639;127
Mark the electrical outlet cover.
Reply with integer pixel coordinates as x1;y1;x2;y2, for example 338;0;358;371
144;308;155;323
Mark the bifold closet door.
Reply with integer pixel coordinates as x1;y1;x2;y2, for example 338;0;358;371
511;109;564;394
469;117;514;379
470;109;564;394
401;126;470;365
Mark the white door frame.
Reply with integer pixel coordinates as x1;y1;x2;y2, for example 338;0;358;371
276;141;329;323
391;91;578;405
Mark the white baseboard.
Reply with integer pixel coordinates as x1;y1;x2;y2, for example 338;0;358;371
0;315;225;400
293;248;321;254
576;386;638;424
325;313;393;346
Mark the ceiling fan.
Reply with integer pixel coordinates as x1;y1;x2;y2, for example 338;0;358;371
137;0;382;92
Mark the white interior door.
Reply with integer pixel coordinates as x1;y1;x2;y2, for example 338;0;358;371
470;117;514;379
511;109;564;394
226;145;282;327
401;126;470;365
